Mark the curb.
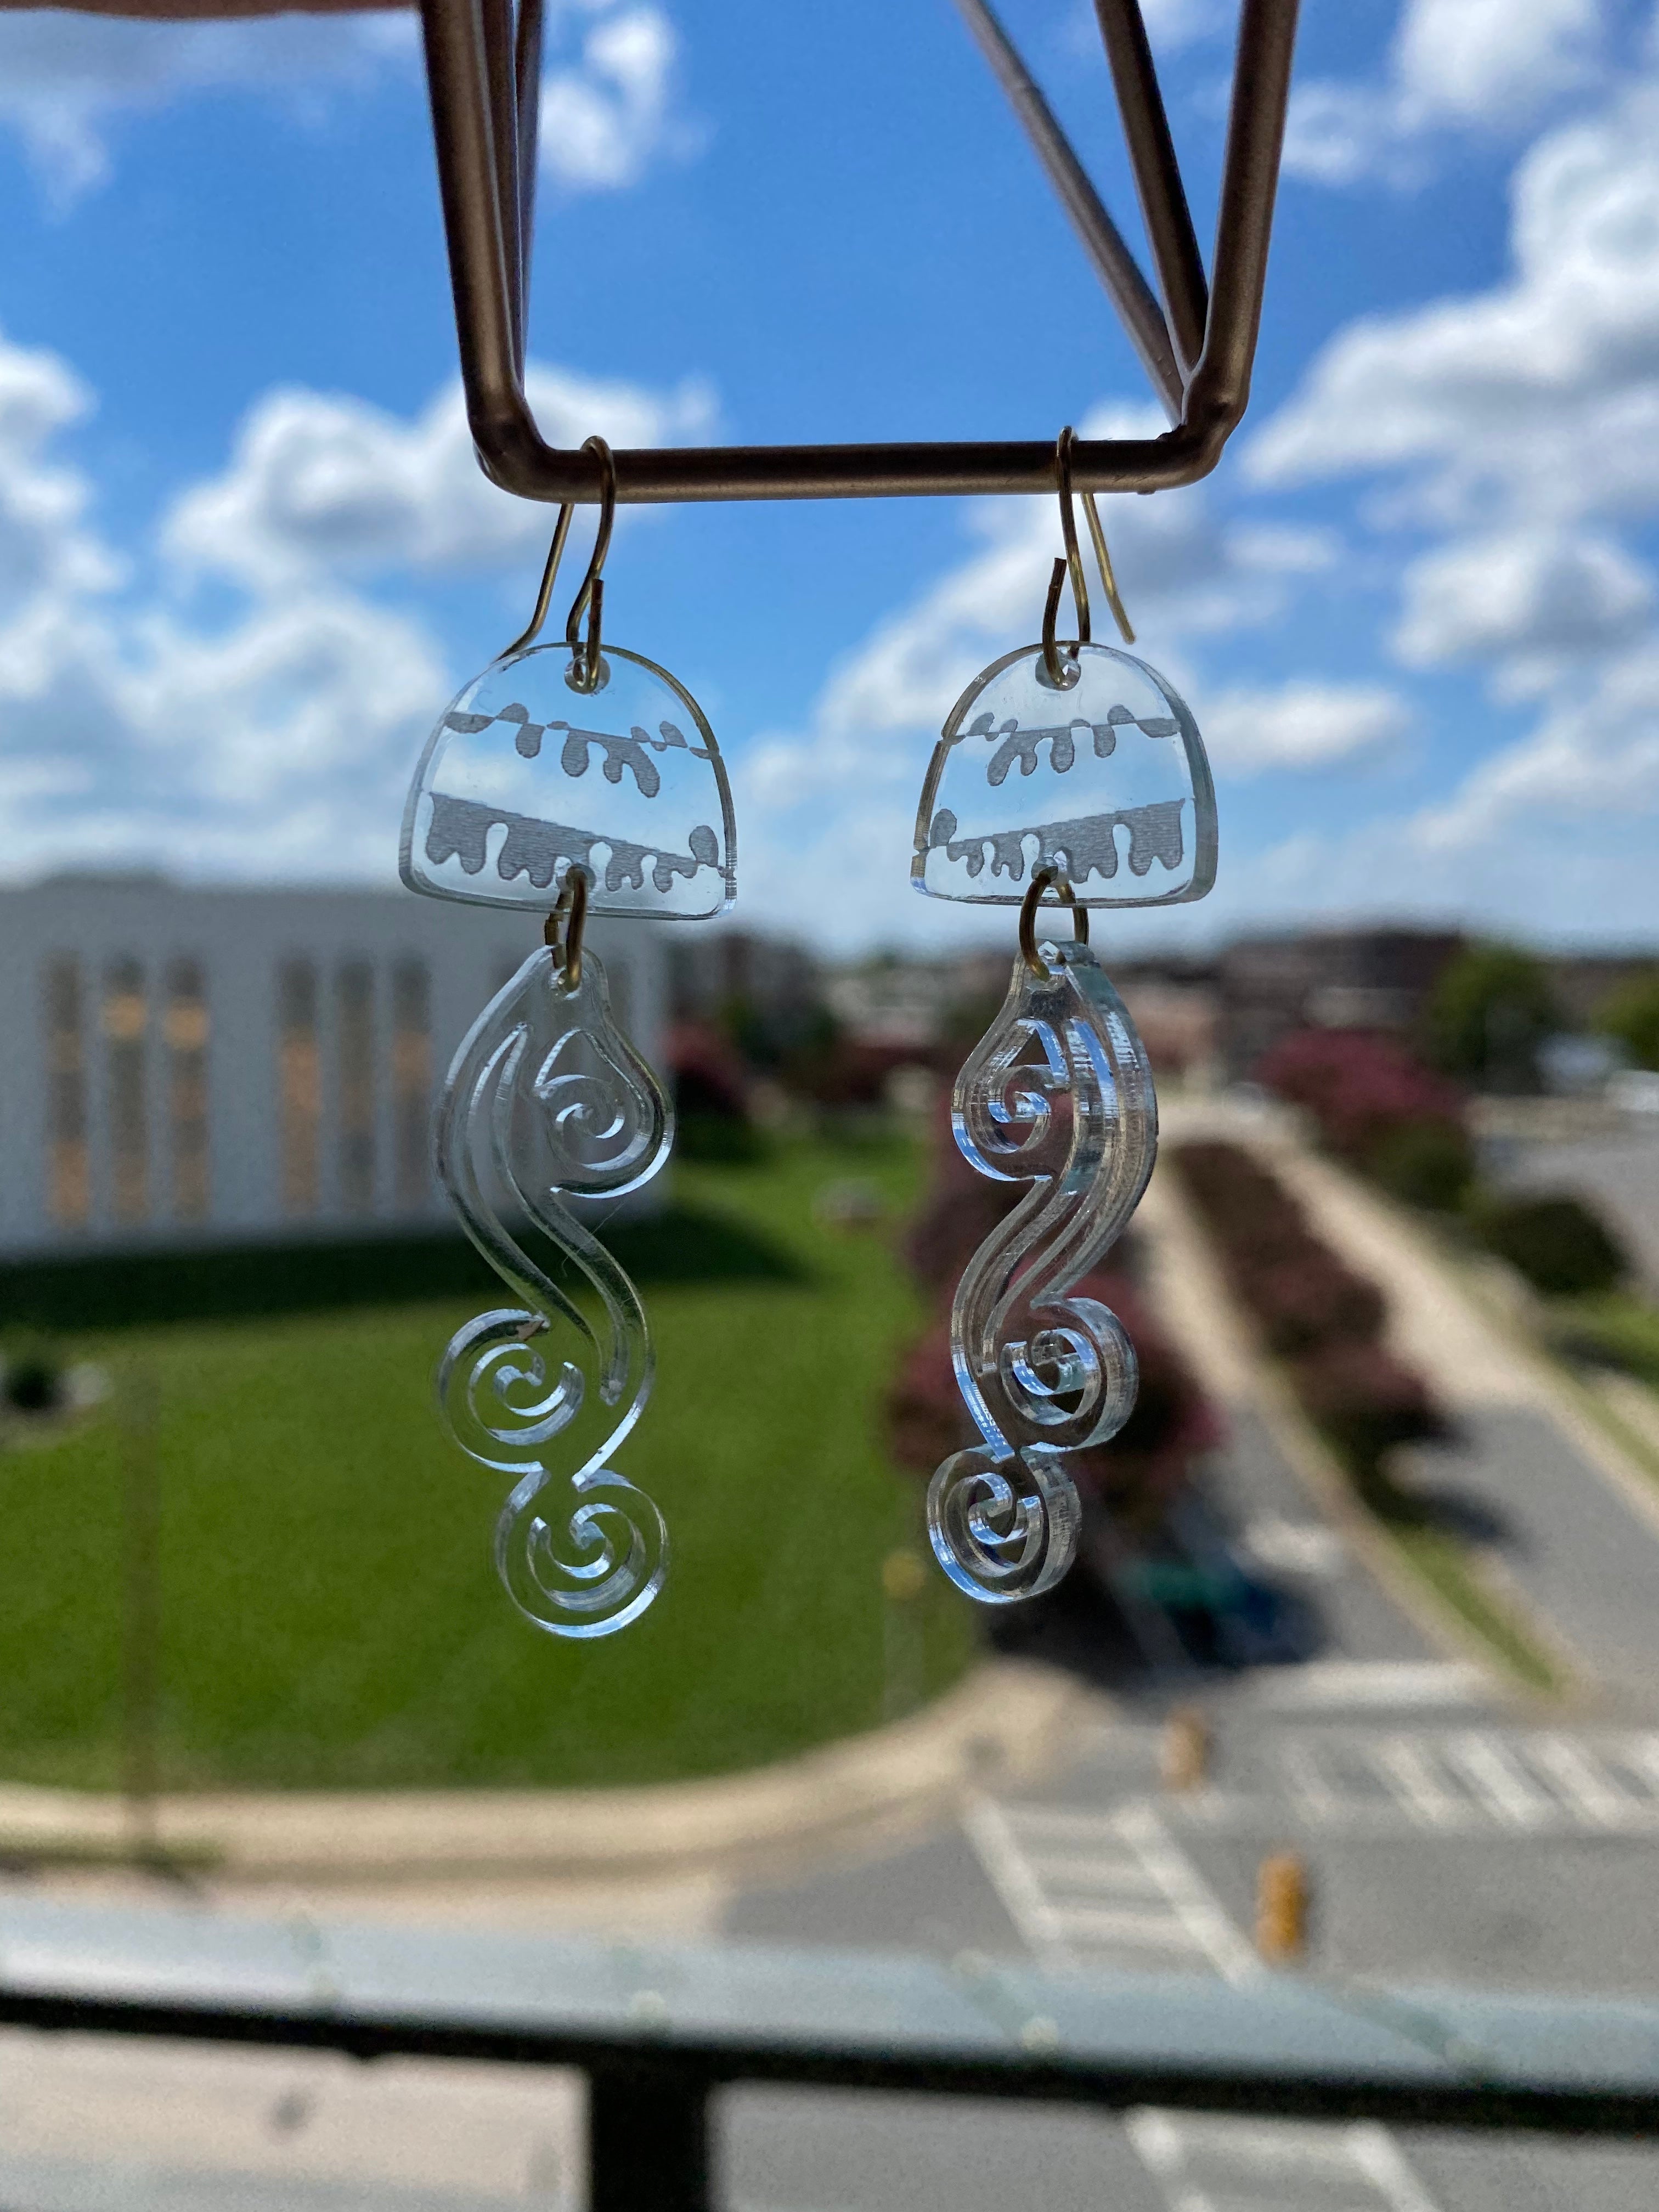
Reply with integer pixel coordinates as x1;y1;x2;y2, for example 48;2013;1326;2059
0;1658;1093;1883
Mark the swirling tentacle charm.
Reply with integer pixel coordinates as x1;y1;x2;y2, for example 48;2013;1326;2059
434;942;672;1637
927;933;1156;1604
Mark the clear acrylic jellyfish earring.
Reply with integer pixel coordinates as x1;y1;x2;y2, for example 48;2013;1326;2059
911;427;1216;1604
400;437;736;1637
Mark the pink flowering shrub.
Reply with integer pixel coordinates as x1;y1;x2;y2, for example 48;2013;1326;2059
1256;1030;1474;1210
1172;1139;1449;1488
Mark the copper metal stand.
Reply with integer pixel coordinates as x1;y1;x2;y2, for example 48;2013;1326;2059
417;0;1300;505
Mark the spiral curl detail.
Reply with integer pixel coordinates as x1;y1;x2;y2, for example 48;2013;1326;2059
435;946;672;1638
927;1447;1080;1604
928;940;1156;1604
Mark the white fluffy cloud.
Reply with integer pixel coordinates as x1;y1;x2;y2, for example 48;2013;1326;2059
0;327;713;883
736;409;1347;947
1393;0;1601;123
1199;681;1412;776
0;332;120;674
0;10;413;206
1393;529;1653;678
1137;0;1232;52
540;5;683;190
1244;41;1659;930
1414;640;1659;845
1283;0;1604;188
163;364;715;590
1254;82;1659;522
0;1;689;210
1210;639;1659;939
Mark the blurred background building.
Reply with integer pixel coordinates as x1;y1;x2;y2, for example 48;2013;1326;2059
0;874;664;1259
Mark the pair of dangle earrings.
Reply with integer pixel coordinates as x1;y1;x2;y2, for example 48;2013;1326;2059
912;427;1217;1606
399;437;735;1639
398;425;1216;1636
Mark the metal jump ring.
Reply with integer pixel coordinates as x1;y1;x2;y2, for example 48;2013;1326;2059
544;867;590;989
1018;866;1089;979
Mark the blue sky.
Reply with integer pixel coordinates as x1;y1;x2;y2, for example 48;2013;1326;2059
1;0;1656;954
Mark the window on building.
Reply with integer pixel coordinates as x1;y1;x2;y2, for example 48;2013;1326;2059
43;956;89;1229
103;958;149;1225
336;959;376;1216
165;958;210;1224
278;960;320;1217
391;958;431;1212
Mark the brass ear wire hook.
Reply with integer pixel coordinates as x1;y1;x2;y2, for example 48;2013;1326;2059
503;500;576;657
1041;427;1091;686
1082;484;1135;646
1042;426;1135;684
543;865;590;990
1019;864;1090;980
499;432;617;663
565;435;616;694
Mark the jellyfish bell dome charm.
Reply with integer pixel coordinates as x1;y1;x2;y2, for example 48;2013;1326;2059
399;438;735;1639
911;429;1216;1607
401;644;735;922
913;637;1215;911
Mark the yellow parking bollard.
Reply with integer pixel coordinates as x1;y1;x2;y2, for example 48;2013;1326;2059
1256;1851;1310;1963
1160;1706;1210;1791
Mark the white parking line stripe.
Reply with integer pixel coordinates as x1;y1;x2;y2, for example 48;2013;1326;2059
1111;1803;1262;1983
982;1809;1446;2210
1044;1907;1211;1950
1242;1660;1489;1709
998;1807;1135;1841
1283;1740;1345;1822
1125;2112;1445;2212
960;1798;1071;1970
1347;2121;1449;2212
1611;1734;1659;1799
1023;1854;1164;1893
1445;1734;1552;1829
1528;1735;1634;1825
1372;1738;1466;1828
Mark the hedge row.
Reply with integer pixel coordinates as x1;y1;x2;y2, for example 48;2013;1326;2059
1171;1139;1448;1486
1255;1028;1474;1211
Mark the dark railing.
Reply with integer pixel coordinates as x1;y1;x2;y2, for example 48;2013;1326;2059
2;1898;1656;2210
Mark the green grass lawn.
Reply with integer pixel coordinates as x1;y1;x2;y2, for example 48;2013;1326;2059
0;1134;978;1792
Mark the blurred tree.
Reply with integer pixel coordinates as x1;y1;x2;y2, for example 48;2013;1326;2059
1594;968;1659;1071
1256;1028;1472;1207
665;1022;768;1163
1424;943;1557;1092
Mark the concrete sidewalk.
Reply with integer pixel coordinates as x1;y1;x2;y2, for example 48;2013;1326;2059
0;1658;1089;1907
1135;1145;1481;1681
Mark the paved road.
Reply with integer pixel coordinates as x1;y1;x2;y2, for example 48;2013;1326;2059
1201;1403;1438;1666
1264;1130;1659;1709
715;1136;1659;2211
8;1128;1659;2209
720;1359;1659;2212
1498;1124;1659;1297
722;1686;1659;2211
1423;1405;1659;1705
